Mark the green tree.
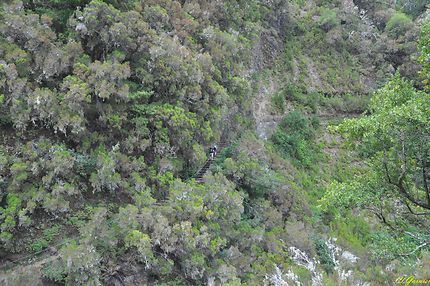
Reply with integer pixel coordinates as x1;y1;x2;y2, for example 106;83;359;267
318;7;339;32
419;21;430;91
322;73;430;259
334;74;429;212
61;241;102;286
385;12;413;37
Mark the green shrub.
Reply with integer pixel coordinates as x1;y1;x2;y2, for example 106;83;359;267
271;111;320;167
66;216;85;228
284;84;306;103
318;8;339;31
291;265;312;283
271;92;286;113
306;91;321;113
0;194;22;238
329;216;369;254
314;237;335;273
44;224;60;241
42;260;66;283
283;85;321;112
32;238;49;252
31;225;61;252
385;12;412;36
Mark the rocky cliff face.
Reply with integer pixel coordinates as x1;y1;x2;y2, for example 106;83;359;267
251;0;422;139
264;238;369;286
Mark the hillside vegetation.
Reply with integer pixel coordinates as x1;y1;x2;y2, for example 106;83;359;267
0;0;429;285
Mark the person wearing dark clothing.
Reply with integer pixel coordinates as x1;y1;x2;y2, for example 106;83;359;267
209;147;214;160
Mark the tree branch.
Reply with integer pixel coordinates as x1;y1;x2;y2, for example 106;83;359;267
422;160;430;206
404;201;430;216
383;152;392;184
365;205;396;231
398;240;430;257
397;179;430;210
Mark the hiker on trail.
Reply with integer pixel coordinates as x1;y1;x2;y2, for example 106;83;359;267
213;144;218;156
209;147;214;160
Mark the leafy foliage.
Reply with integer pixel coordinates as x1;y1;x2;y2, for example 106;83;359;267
314;237;335;273
318;8;339;32
385;12;413;37
0;0;428;285
323;73;430;261
419;21;430;91
396;0;428;18
271;111;320;167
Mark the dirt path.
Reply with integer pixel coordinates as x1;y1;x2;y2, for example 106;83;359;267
0;252;61;286
253;77;286;140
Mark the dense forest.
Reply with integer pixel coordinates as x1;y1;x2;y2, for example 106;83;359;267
0;0;429;285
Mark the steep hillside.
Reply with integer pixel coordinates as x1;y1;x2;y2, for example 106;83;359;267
0;1;429;286
252;0;425;139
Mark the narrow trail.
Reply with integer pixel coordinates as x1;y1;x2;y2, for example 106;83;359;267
194;141;228;183
0;234;80;282
0;117;362;283
0;250;61;285
0;142;229;284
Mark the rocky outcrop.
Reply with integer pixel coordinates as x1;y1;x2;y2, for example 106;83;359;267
273;238;370;286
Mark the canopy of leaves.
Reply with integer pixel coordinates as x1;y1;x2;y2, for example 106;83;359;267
322;73;430;261
419;21;430;91
271;111;321;167
385;12;413;36
0;1;428;285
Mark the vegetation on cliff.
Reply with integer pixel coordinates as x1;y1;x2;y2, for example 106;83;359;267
0;1;429;285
